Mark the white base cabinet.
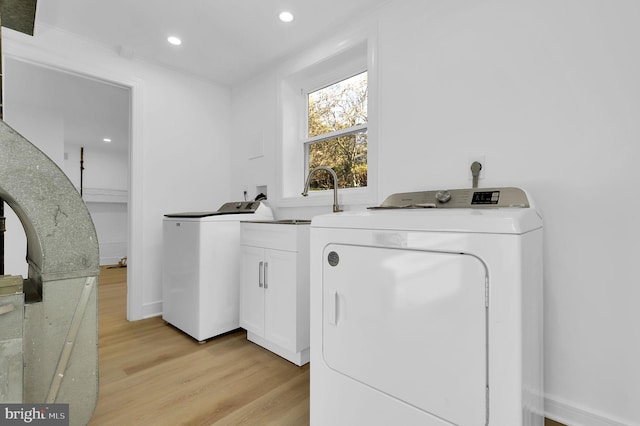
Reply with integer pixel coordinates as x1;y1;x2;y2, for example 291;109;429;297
240;222;310;366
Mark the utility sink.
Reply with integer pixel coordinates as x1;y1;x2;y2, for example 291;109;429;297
273;219;311;224
246;219;311;225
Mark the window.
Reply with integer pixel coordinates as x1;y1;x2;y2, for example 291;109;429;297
278;32;377;206
305;72;368;191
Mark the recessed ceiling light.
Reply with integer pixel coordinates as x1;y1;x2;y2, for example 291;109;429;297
279;11;294;23
103;138;112;143
167;36;182;46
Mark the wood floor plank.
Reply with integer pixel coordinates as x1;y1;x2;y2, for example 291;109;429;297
213;366;310;426
89;266;310;425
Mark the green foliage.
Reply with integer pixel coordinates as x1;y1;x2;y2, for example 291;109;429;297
307;72;368;190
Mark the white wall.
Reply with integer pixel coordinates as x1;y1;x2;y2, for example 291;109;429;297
84;201;128;266
3;102;65;165
63;144;129;192
2;102;64;276
230;75;279;204
3;24;232;319
66;145;130;265
230;1;640;425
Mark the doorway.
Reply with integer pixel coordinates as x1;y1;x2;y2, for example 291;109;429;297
2;56;131;284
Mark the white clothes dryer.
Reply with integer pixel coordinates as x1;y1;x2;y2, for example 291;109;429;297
310;187;543;426
162;201;273;342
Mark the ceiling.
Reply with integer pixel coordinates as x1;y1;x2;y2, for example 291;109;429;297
4;57;131;153
6;0;390;154
34;0;391;86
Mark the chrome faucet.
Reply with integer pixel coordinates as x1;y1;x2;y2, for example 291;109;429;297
302;166;343;212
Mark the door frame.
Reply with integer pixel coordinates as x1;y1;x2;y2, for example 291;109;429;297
2;47;144;320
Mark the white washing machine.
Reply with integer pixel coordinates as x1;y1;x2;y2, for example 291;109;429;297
310;187;544;426
162;201;273;342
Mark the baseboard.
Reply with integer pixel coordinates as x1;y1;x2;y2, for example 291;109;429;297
246;331;310;366
142;300;162;319
100;256;124;266
545;395;633;426
99;241;127;266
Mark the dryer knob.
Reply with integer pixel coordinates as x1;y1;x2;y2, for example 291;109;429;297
436;190;451;203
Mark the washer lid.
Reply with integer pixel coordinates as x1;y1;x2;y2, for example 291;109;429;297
164;211;255;218
164;201;266;218
311;207;542;234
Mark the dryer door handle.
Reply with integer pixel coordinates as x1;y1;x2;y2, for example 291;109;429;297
327;290;338;326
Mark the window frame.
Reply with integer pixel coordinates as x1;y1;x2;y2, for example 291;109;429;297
276;27;378;208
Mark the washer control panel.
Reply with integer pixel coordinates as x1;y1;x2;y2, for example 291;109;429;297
217;201;261;213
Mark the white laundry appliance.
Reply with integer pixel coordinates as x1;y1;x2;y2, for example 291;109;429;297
310;187;543;426
162;201;273;342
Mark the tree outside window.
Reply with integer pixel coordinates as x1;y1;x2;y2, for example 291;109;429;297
306;71;367;190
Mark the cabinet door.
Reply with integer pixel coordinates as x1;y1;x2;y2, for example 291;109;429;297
264;249;298;352
240;246;265;336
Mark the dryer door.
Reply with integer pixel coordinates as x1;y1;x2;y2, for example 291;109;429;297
322;244;487;426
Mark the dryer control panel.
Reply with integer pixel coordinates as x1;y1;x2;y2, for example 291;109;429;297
371;187;530;209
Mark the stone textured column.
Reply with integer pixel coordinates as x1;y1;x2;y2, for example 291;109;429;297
0;119;99;425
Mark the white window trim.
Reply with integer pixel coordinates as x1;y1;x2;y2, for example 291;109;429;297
303;123;368;145
276;24;379;209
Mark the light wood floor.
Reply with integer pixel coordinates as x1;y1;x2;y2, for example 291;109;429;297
90;266;565;426
89;266;309;425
